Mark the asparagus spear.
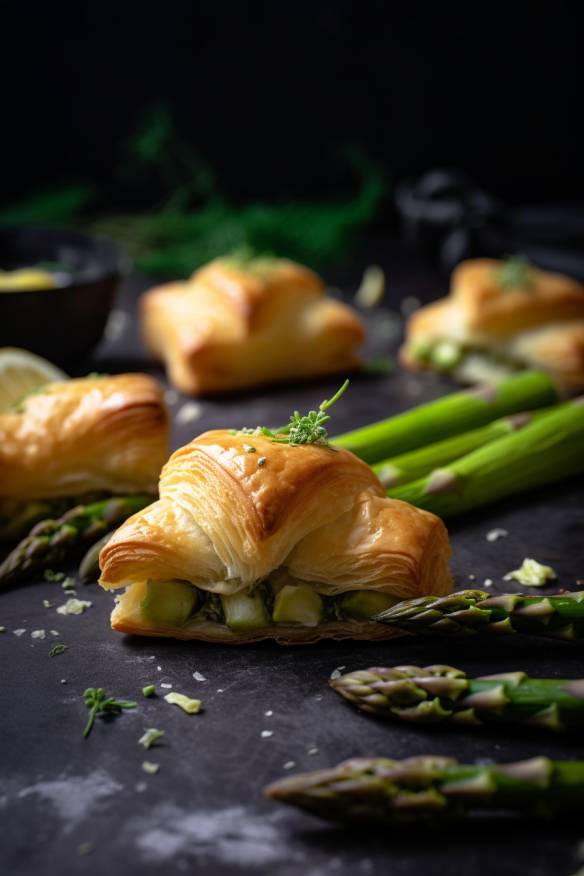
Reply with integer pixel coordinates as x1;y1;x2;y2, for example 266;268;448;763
333;371;558;464
373;409;549;488
375;589;584;641
387;398;584;517
0;495;151;586
265;755;584;824
331;664;584;730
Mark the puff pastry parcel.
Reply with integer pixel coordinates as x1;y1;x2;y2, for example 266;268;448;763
99;430;452;644
141;256;365;395
0;373;169;501
401;258;584;388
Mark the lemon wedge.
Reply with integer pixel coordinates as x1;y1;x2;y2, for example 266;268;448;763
0;269;57;291
0;348;68;412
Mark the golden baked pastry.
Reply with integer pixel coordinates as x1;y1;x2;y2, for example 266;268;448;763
0;373;169;500
99;429;452;644
141;255;365;394
401;258;584;388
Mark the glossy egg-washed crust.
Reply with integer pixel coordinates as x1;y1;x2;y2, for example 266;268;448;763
400;259;584;387
100;430;452;643
0;374;169;500
141;257;365;395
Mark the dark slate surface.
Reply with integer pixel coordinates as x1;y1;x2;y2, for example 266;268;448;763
2;249;584;876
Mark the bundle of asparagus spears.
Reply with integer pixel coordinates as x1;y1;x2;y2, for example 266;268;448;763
0;495;151;587
335;370;584;518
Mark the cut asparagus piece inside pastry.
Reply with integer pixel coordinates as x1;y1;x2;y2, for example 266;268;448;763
99;425;452;644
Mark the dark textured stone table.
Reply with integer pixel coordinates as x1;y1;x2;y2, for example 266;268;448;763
2;248;583;876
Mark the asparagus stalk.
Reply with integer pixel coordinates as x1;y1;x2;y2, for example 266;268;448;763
265;755;584;824
0;495;151;587
387;398;584;517
333;371;558;464
373;409;549;488
331;664;584;731
375;589;584;641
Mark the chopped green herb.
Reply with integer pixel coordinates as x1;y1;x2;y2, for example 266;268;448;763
86;372;108;379
239;380;350;448
258;457;267;467
82;687;137;737
139;727;165;749
164;691;202;714
142;761;160;775
362;356;395;376
495;255;534;290
0;626;5;633
504;557;557;587
142;684;156;698
77;842;94;856
244;445;257;453
44;569;65;582
61;576;75;590
49;643;67;657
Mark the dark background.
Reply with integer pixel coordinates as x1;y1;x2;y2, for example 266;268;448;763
2;0;582;209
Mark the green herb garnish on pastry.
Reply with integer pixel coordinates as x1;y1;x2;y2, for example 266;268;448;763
99;389;452;643
400;257;584;389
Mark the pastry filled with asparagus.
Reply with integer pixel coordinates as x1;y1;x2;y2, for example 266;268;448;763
141;253;364;395
99;386;452;643
0;373;169;583
400;257;584;388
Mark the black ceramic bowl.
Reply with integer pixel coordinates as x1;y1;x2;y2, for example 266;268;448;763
0;226;127;364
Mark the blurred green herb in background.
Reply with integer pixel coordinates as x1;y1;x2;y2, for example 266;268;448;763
0;105;386;276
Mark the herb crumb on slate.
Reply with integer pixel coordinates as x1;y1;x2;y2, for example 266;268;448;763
164;692;202;714
504;558;557;587
49;643;67;657
57;598;92;616
142;684;156;697
139;728;165;749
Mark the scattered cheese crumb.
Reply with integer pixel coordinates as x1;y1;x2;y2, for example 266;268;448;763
42;600;52;609
486;528;508;542
56;598;92;616
176;402;203;426
283;761;296;770
160;682;173;689
483;579;493;588
164;692;202;714
217;688;224;693
50;630;60;636
308;747;319;755
264;710;273;717
60;679;67;684
0;626;5;633
261;730;273;738
157;666;162;672
31;629;46;640
314;694;323;702
354;265;385;308
504;558;557;587
13;629;26;636
330;666;346;680
104;308;129;342
135;781;147;793
192;671;207;682
468;574;476;581
142;761;160;775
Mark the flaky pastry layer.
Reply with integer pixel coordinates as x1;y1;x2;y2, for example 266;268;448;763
0;373;169;499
